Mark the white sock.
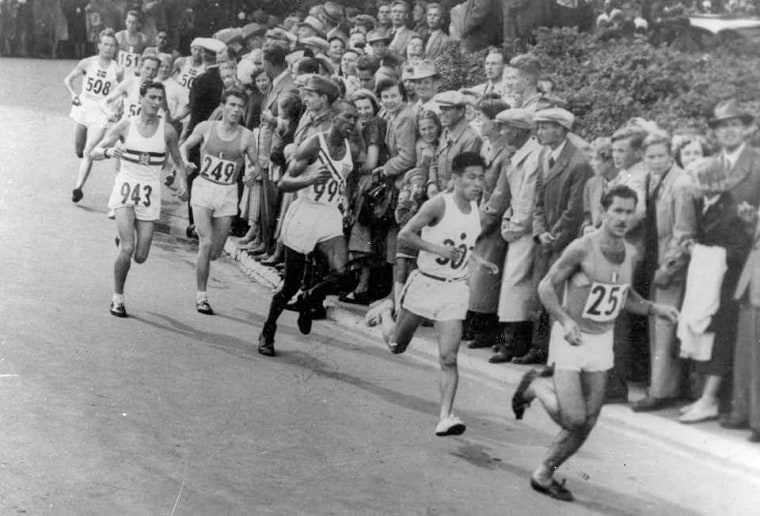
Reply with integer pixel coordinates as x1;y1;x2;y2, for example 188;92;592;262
196;291;207;302
112;293;125;304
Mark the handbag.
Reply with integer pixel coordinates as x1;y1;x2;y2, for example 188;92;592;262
357;177;398;227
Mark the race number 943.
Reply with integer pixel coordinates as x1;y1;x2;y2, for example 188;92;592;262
120;182;152;207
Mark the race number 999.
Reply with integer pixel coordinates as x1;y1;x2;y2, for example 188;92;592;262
582;283;629;323
120;182;153;207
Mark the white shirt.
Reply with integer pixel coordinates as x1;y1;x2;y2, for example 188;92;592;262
548;139;567;163
722;142;746;171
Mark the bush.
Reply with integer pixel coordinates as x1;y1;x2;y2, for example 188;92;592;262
436;28;760;139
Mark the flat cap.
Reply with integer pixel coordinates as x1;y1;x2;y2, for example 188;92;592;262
193;37;227;53
213;28;243;45
299;15;326;37
534;108;575;130
434;90;468;107
300;36;330;53
509;53;541;76
300;74;340;100
266;27;297;44
366;28;392;44
351;14;378;30
242;23;267;40
411;59;439;80
323;1;344;24
495;108;534;129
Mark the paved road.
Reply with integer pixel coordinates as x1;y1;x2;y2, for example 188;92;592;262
1;57;759;515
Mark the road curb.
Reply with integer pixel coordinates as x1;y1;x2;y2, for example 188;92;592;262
221;237;760;476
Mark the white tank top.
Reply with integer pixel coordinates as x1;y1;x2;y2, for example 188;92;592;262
118;118;167;182
301;132;353;210
176;59;206;94
417;193;481;280
80;58;118;102
116;31;146;73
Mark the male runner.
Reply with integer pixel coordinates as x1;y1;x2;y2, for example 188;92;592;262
180;89;258;315
115;10;149;77
64;28;123;203
172;39;207;95
91;81;188;317
381;151;485;437
511;184;679;501
103;54;161;121
257;99;359;357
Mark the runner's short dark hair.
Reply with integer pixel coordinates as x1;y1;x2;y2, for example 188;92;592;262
139;80;165;97
601;184;638;209
221;87;248;106
452;152;486;175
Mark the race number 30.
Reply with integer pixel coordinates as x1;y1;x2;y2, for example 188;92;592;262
120;182;153;207
582;282;629;322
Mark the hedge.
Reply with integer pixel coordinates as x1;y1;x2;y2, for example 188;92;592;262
434;28;760;140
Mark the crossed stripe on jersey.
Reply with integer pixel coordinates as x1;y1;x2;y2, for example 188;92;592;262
318;147;345;184
121;149;166;166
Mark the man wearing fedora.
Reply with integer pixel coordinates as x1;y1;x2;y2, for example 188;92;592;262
516;107;592;366
427;91;483;196
366;28;401;70
410;59;441;115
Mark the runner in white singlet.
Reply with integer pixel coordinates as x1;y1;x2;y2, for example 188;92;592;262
63;28;124;203
90;81;189;318
257;98;359;357
181;89;258;315
511;184;679;502
378;151;485;438
103;55;161;121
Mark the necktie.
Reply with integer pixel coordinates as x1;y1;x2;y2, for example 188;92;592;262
549;156;556;168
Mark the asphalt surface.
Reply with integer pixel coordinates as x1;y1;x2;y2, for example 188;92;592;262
1;57;759;515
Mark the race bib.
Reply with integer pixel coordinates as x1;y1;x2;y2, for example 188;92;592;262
84;75;112;97
200;154;238;185
310;178;346;209
117;179;154;208
178;70;198;90
118;50;140;70
582;282;629;323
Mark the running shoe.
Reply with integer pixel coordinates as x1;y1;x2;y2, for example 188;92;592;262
257;330;276;357
435;415;466;436
196;299;214;315
110;300;127;318
72;188;83;203
530;477;574;502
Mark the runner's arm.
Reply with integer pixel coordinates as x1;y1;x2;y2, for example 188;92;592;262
625;288;679;322
178;121;207;170
537;240;586;326
103;78;130;105
171;57;185;77
278;136;330;192
63;59;88;99
90;120;129;160
397;197;459;262
165;124;189;199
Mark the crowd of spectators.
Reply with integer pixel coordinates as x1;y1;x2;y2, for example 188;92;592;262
43;0;760;443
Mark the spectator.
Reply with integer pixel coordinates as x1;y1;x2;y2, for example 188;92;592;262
582;137;617;232
328;33;347;71
673;133;709;169
242;22;267;52
409;59;441;115
427;90;482;196
471;47;505;98
377;1;392;31
349;27;367;50
389;0;415;58
633;131;697;412
423;2;450;59
508;54;542;111
355;54;380;90
343;88;389;305
404;33;425;68
465;96;511;350
375;77;417;304
489;108;543;363
64;0;88;59
367;28;400;69
515;108;592;365
500;64;522;110
401;64;417;104
139;0;166;44
415;109;441;170
145;29;179;59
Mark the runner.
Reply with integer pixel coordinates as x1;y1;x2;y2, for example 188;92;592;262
180;88;258;315
172;39;207;97
90;81;188;317
381;151;485;437
103;54;161;121
115;10;149;77
511;184;679;501
63;28;123;203
257;97;359;357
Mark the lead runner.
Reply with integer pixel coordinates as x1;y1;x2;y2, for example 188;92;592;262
91;81;188;317
511;184;679;502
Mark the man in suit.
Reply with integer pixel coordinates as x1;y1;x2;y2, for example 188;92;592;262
389;1;416;59
185;37;226;237
632;131;697;412
423;3;451;60
514;107;592;365
258;42;297;170
707;100;760;435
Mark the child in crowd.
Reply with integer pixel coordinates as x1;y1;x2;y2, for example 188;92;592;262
416;109;442;169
